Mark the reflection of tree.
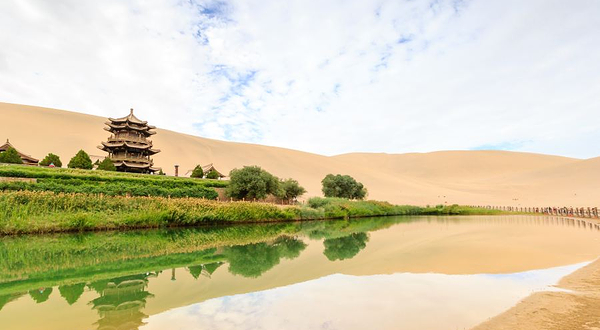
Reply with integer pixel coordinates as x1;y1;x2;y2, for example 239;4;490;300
188;262;223;279
224;236;307;278
59;282;86;305
0;292;25;311
88;273;157;330
29;287;53;303
323;233;369;261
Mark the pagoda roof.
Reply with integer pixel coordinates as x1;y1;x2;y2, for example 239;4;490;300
98;141;160;154
108;108;149;125
201;163;226;177
113;161;152;169
0;139;39;164
113;161;160;172
104;123;157;134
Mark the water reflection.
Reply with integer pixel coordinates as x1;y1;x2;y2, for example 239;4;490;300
323;233;369;261
224;236;307;278
0;215;599;330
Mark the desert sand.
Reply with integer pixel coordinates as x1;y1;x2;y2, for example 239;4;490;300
1;102;599;207
473;257;600;330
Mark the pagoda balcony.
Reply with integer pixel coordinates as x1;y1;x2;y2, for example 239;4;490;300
108;136;152;145
110;155;154;163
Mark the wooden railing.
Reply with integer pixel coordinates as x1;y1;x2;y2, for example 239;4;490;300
472;205;600;218
107;136;152;145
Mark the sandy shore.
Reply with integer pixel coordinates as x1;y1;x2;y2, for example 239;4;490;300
473;258;600;330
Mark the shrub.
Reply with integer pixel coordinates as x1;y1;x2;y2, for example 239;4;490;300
0;147;23;164
96;158;116;171
321;174;367;200
39;153;62;167
278;178;306;203
226;166;280;200
68;150;93;169
205;169;220;179
191;165;204;178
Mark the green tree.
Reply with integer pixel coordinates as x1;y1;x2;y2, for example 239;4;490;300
158;169;166;175
191;165;204;178
205;169;220;179
321;174;367;200
39;153;62;167
29;288;53;303
0;147;23;164
67;150;93;169
58;283;85;305
323;232;369;261
225;166;280;200
97;157;116;171
277;178;306;203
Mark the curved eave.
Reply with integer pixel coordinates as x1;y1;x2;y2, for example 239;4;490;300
100;141;154;150
113;161;153;169
108;117;148;125
105;122;155;134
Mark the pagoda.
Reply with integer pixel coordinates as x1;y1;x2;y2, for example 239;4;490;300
0;139;39;165
98;109;160;173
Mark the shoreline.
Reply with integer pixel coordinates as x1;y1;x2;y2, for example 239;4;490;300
472;257;600;330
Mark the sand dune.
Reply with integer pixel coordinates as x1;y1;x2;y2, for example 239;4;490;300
1;102;598;206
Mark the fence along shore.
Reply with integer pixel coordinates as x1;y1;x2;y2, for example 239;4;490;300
472;205;600;218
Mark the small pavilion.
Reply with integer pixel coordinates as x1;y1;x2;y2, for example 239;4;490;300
0;139;39;165
184;163;226;179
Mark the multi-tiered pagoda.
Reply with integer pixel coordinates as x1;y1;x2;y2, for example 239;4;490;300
98;109;160;174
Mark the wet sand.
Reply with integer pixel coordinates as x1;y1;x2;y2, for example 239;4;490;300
473;258;600;330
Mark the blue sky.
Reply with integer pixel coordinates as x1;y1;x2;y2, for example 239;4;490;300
1;0;599;158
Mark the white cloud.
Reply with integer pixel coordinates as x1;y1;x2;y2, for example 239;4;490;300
1;0;599;158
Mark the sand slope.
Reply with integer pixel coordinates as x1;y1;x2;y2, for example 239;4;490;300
1;102;598;206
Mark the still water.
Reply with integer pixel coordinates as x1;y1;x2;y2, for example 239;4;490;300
1;215;599;330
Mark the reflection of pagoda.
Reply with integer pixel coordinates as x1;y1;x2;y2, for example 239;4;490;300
98;109;160;174
89;273;157;330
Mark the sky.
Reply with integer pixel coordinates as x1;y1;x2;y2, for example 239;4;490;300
1;0;599;158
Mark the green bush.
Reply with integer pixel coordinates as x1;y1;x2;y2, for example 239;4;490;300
191;165;204;178
39;153;62;167
226;166;280;200
321;174;367;200
0;147;23;164
67;150;93;169
205;169;220;179
278;178;306;202
96;158;116;171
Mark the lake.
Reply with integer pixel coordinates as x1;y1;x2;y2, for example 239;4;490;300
1;215;599;330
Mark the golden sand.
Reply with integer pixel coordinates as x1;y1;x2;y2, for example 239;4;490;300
1;102;599;207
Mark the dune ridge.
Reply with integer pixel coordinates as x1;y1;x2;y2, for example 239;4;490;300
1;102;598;206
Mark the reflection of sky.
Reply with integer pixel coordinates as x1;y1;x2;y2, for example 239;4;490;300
141;262;589;330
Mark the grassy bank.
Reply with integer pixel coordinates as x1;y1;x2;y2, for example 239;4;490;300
0;191;503;234
0;164;225;198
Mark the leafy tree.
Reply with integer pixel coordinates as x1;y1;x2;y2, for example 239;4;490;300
277;178;306;203
205;169;220;179
58;283;85;305
321;174;367;200
96;157;116;171
226;166;280;200
158;169;166;175
0;147;23;164
39;153;62;167
67;150;93;169
323;232;369;261
191;165;204;178
29;288;53;303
